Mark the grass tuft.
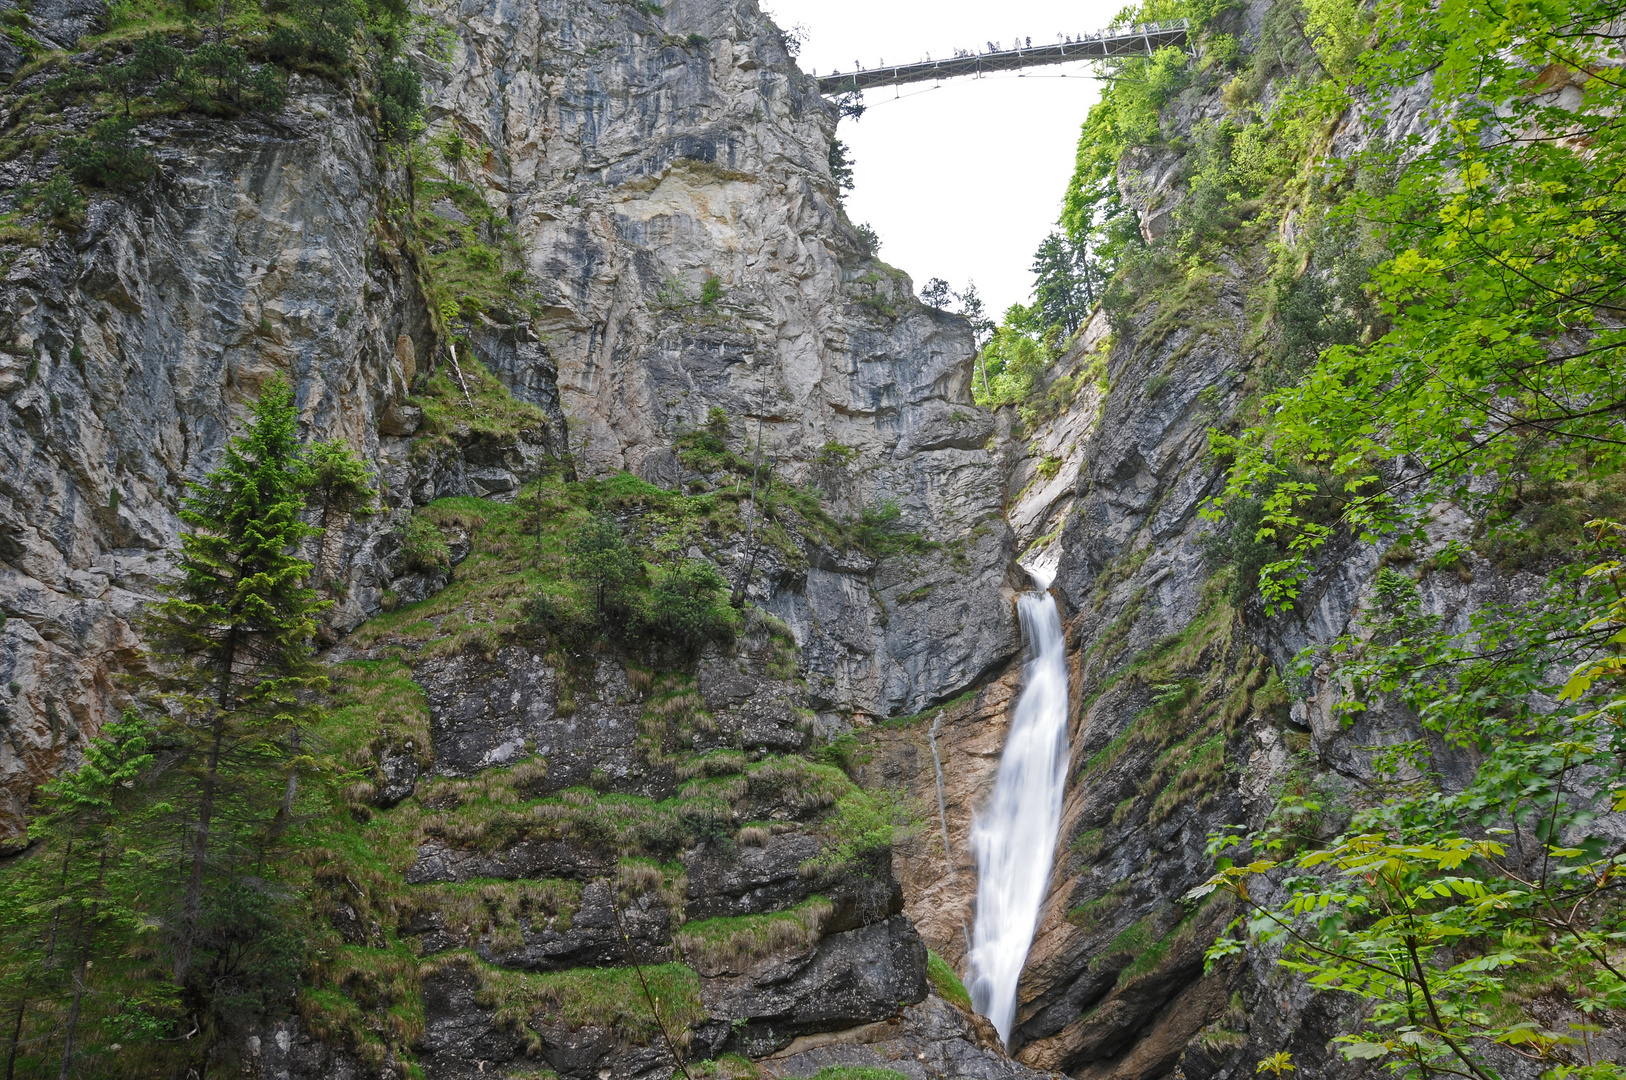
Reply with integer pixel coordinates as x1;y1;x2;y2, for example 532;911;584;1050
926;949;972;1011
425;953;705;1049
675;897;832;975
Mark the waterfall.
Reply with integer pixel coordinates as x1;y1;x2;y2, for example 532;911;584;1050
967;571;1071;1046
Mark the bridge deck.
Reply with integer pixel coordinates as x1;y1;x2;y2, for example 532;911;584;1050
815;20;1189;95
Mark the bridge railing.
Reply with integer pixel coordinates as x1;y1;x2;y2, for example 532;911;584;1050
815;19;1190;95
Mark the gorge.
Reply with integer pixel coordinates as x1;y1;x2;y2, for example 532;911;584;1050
0;0;1622;1077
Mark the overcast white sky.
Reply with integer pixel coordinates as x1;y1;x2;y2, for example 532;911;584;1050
763;0;1127;316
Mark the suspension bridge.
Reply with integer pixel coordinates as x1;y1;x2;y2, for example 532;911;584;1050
814;19;1190;95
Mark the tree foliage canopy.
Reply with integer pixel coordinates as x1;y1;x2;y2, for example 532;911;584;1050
1211;0;1626;611
1169;0;1626;1073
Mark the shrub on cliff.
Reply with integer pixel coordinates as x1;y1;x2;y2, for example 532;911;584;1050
828;137;855;192
399;513;451;573
61;117;155;191
265;0;362;67
377;58;425;141
852;500;935;557
528;516;736;661
166;41;287;114
636;559;736;661
303;438;377;582
33;174;84;227
571;513;645;621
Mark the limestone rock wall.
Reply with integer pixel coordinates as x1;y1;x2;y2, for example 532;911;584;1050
859;2;1622;1077
418;0;1019;721
0;71;439;849
0;0;1020;852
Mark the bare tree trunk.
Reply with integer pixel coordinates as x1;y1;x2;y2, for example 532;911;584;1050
5;998;27;1080
175;632;235;982
43;839;73;964
736;459;773;608
174;718;224;983
268;730;301;847
317;494;334;587
57;844;109;1080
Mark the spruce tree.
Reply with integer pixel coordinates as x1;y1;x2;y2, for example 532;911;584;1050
1030;231;1092;335
0;710;157;1080
36;712;154;1080
302;437;376;584
570;513;644;625
145;377;328;987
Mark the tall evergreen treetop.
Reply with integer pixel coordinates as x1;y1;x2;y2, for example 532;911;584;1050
151;378;328;710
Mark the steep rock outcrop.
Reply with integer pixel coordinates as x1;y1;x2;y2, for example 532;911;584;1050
0;0;1020;853
418;0;1019;721
0;74;439;850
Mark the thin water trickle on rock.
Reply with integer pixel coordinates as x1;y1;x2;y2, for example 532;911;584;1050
968;572;1071;1046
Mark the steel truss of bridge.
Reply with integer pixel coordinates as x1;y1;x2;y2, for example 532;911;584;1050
814;20;1190;95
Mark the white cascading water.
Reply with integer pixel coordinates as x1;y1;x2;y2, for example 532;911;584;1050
968;570;1071;1046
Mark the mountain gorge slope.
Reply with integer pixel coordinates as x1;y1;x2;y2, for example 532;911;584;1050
1;0;1623;1076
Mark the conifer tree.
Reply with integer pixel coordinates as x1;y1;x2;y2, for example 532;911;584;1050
145;378;328;986
571;513;644;624
38;712;153;1080
302;437;376;584
0;710;157;1080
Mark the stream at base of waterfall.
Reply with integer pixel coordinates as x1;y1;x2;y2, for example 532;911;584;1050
968;572;1071;1046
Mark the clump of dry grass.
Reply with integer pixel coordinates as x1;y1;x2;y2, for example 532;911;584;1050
616;858;689;912
742;606;801;680
305;849;417;945
618;860;666;894
322;660;437;817
418;783;733;860
681;773;749;803
735;822;800;847
741;760;838;816
625;664;655;696
346;493;560;659
414;879;582;950
674;897;833;976
420;757;549;812
690;1054;761;1080
1147;732;1227;823
416;756;878;873
677;750;749;781
420;501;493;532
301;945;425;1069
424;952;704;1051
639;677;717;767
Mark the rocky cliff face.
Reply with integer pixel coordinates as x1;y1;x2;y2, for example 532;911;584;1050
864;3;1626;1077
6;0;1615;1077
0;72;438;849
0;0;1016;854
419;0;1018;724
0;0;1028;1075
